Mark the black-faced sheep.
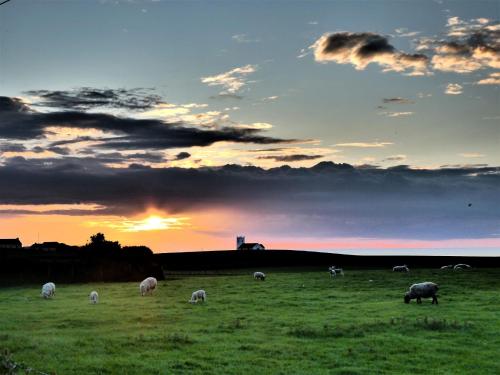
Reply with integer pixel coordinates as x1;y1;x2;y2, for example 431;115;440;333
189;289;206;304
393;265;409;273
328;266;344;276
140;277;157;296
253;271;266;281
41;282;55;299
404;282;439;304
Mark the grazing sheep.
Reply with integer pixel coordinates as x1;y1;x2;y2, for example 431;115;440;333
139;277;157;296
253;271;266;281
189;289;206;304
89;291;99;304
329;266;344;276
41;282;55;299
454;263;472;270
404;282;439;304
440;265;454;270
393;265;409;273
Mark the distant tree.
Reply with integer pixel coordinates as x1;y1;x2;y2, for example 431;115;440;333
83;233;121;254
90;233;106;245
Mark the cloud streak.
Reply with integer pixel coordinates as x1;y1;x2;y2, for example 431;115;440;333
201;65;257;94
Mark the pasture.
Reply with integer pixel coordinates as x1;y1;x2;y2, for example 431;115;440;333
1;268;499;374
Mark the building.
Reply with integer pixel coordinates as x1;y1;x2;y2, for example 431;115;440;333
0;238;22;249
236;236;265;250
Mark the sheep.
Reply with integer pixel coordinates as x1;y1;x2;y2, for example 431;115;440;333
440;265;454;270
139;277;157;296
89;291;99;304
328;266;344;276
454;264;472;270
393;265;409;273
189;289;206;304
329;269;336;278
404;282;439;304
41;282;55;299
253;271;266;281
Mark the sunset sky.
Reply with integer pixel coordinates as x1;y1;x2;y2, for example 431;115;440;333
0;0;499;253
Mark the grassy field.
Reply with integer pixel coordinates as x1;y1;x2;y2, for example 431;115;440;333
1;268;499;374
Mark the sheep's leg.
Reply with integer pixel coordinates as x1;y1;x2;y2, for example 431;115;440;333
417;297;422;304
432;296;438;304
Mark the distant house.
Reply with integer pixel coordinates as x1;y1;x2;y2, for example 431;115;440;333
236;236;265;250
0;238;22;249
31;242;61;251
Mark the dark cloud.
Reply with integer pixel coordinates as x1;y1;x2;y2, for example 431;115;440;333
0;143;27;153
209;93;244;100
258;154;324;162
1;158;499;240
0;96;297;150
382;97;415;104
174;152;191;161
24;88;164;111
419;18;500;74
312;32;429;76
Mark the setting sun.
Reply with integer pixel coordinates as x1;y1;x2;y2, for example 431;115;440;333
85;215;188;233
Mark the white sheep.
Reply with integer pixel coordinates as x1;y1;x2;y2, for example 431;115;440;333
440;265;454;270
41;282;55;299
189;289;206;304
329;269;336;278
253;271;266;281
139;277;157;296
404;282;439;304
454;264;472;270
89;291;99;304
393;265;409;273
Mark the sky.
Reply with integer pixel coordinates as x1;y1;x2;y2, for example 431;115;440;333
0;0;499;253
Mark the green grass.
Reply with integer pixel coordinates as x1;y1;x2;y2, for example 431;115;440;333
1;268;499;374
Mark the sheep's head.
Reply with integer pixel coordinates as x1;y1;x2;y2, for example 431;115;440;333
404;293;411;304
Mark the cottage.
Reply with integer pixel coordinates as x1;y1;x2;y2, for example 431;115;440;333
0;238;22;249
236;236;265;250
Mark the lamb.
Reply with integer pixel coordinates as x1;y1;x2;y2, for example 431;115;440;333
393;265;409;273
189;289;206;304
328;266;344;276
139;277;157;296
404;282;439;304
89;291;99;304
41;282;55;299
454;264;472;270
440;265;454;270
253;271;266;281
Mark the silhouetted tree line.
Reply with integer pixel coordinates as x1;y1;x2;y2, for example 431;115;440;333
0;233;161;285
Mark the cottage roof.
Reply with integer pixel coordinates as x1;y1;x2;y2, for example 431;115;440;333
0;238;22;245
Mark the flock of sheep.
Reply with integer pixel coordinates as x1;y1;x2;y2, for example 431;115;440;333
40;264;471;306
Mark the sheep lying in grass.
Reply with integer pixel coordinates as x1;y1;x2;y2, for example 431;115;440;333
404;282;439;304
440;265;454;270
454;264;472;270
253;271;266;281
89;291;99;304
139;277;157;296
328;266;344;277
189;290;206;304
41;282;55;299
393;265;409;273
